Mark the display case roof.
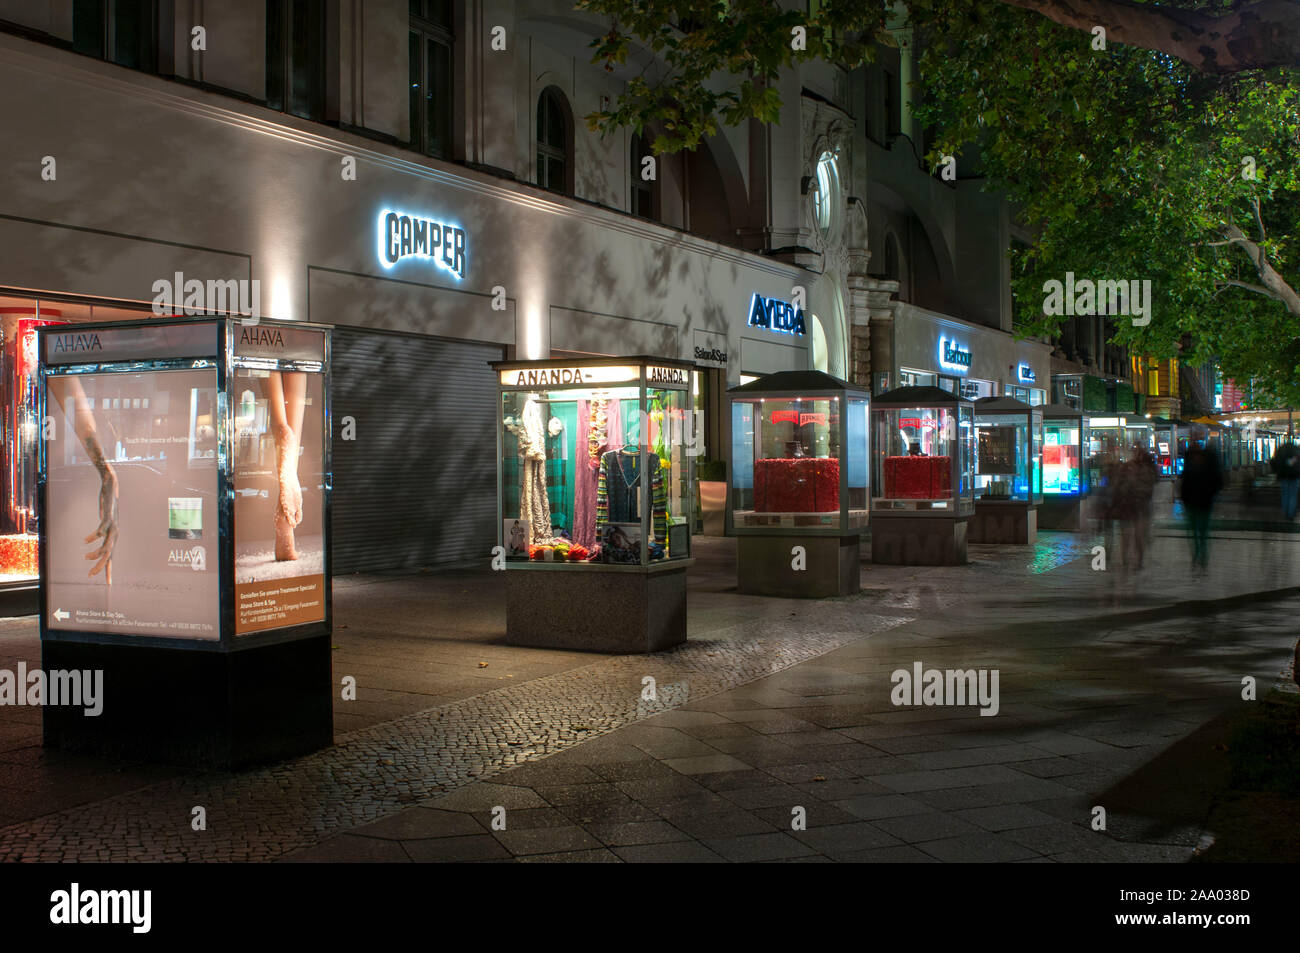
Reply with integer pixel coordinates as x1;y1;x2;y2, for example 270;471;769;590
727;369;866;396
974;395;1034;414
1040;402;1084;420
871;385;973;408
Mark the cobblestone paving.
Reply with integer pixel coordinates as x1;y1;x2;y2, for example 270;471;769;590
0;604;910;861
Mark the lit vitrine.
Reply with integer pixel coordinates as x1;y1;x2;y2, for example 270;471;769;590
727;371;869;535
870;386;974;516
972;397;1043;503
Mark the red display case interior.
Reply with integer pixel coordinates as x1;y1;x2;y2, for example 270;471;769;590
753;458;840;512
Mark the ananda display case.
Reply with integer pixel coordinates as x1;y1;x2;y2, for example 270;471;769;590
36;316;333;768
493;356;694;652
870;385;974;565
968;396;1041;544
1039;403;1087;530
726;371;868;597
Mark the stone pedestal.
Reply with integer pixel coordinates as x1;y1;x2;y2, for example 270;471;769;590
969;501;1038;544
870;514;967;565
42;635;334;769
506;561;690;653
1038;497;1082;531
737;534;860;598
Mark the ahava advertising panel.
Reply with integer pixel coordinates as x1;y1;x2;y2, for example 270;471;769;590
231;358;326;635
45;369;220;639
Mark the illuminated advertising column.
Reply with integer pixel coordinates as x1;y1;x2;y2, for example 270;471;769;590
38;318;333;769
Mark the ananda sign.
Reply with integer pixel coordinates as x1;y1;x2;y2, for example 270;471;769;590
377;208;466;279
502;364;690;388
748;294;807;337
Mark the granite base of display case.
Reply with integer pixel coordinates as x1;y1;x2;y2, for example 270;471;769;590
737;534;860;598
506;562;690;653
870;514;968;565
1038;497;1083;531
969;501;1038;544
42;635;334;769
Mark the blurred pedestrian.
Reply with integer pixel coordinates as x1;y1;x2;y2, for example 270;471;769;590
1270;439;1300;520
1121;443;1159;569
1180;432;1223;570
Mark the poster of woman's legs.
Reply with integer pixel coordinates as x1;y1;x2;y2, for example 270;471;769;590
232;368;326;634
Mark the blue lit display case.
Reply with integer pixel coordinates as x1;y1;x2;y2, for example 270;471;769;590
1039;403;1087;530
969;396;1041;543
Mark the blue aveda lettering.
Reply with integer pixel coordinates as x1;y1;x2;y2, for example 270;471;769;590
748;294;807;337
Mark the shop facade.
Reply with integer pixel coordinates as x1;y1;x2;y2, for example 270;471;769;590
0;27;821;589
886;305;1051;406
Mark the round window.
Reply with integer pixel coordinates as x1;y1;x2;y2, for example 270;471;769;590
813;152;840;236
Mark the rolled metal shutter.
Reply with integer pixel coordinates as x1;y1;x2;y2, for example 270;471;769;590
329;325;503;573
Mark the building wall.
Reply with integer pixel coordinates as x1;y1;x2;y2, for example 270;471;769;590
0;29;808;381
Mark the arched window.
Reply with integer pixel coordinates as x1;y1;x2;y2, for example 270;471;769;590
631;133;654;218
536;87;571;194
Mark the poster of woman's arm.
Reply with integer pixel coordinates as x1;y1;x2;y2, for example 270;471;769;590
66;376;118;584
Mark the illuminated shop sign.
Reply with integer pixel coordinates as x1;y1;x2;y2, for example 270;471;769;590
748;294;807;336
938;336;972;372
377;208;466;279
1016;362;1036;383
772;410;828;427
501;364;689;388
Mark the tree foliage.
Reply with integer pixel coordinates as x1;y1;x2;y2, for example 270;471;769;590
915;0;1300;402
581;0;1300;402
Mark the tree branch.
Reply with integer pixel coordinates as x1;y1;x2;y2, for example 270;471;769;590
1220;222;1300;314
995;0;1300;73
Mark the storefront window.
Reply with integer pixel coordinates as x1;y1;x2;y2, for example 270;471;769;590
898;368;935;388
0;296;155;585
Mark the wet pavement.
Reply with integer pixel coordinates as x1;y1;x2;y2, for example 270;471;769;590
0;494;1297;861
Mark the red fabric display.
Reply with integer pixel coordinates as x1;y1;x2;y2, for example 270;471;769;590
884;456;952;498
754;458;840;512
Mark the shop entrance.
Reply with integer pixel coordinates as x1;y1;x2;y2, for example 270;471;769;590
328;325;503;573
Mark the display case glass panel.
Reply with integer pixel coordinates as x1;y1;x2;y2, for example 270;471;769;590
1043;418;1083;496
871;401;974;515
726;373;870;534
974;410;1042;502
731;397;846;529
498;360;693;566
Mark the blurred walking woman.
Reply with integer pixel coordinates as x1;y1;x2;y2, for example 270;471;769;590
1179;429;1223;570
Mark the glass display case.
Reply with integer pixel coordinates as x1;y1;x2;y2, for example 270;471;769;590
728;371;869;535
869;386;975;565
1041;404;1087;496
495;357;694;567
1151;418;1178;477
492;357;695;653
972;397;1043;503
871;386;975;516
